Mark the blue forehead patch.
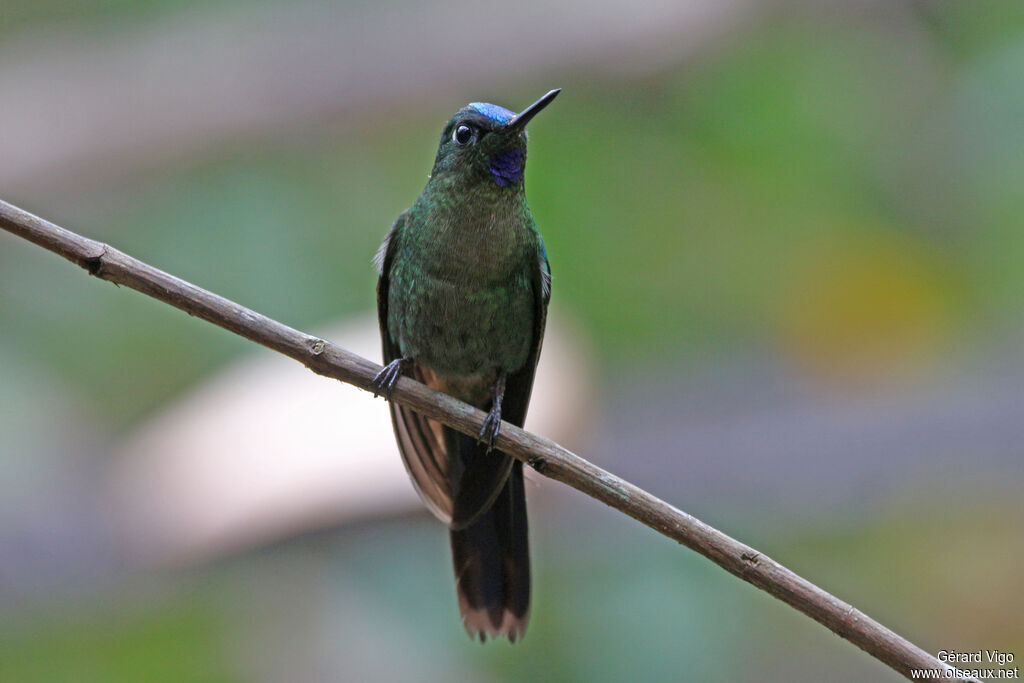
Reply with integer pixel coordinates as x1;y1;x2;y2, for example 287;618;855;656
469;102;515;124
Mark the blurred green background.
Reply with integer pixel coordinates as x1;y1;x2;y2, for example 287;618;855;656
1;0;1022;681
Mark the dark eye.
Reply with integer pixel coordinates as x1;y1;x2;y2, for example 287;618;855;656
453;124;475;145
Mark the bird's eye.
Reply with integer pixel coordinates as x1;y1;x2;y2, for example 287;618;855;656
453;125;475;145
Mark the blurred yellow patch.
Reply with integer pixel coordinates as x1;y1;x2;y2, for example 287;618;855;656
775;230;952;386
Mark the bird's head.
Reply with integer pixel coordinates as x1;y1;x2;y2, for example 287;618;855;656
429;89;560;189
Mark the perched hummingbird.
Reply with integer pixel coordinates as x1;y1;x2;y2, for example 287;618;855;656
372;89;559;642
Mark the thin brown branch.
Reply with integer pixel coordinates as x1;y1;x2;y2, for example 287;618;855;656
0;198;975;682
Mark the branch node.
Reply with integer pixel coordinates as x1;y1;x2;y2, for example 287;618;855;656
308;338;326;356
527;456;547;473
81;244;109;278
741;551;760;565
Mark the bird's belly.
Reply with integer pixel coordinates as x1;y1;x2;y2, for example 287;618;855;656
390;271;534;382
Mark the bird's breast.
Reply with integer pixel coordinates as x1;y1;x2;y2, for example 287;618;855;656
388;248;535;380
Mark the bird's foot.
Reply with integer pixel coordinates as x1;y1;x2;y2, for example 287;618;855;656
478;406;502;452
477;373;506;452
372;358;409;400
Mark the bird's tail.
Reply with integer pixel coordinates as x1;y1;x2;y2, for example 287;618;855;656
449;461;530;642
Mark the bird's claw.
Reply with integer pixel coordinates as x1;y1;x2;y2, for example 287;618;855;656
477;373;506;452
478;408;502;452
372;358;407;400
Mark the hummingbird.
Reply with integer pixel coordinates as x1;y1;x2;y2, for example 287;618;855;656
372;89;559;642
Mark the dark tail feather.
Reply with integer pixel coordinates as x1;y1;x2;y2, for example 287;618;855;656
450;462;530;642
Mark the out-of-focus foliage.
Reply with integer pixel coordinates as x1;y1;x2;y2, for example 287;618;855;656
5;5;1023;425
1;1;1022;681
0;591;237;683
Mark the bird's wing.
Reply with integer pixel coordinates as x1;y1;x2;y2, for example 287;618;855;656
377;212;458;524
501;235;551;429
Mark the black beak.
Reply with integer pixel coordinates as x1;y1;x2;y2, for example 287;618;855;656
508;88;561;133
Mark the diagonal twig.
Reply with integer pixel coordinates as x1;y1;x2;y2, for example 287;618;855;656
0;198;975;682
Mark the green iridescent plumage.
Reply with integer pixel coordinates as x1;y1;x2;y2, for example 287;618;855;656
374;89;558;642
